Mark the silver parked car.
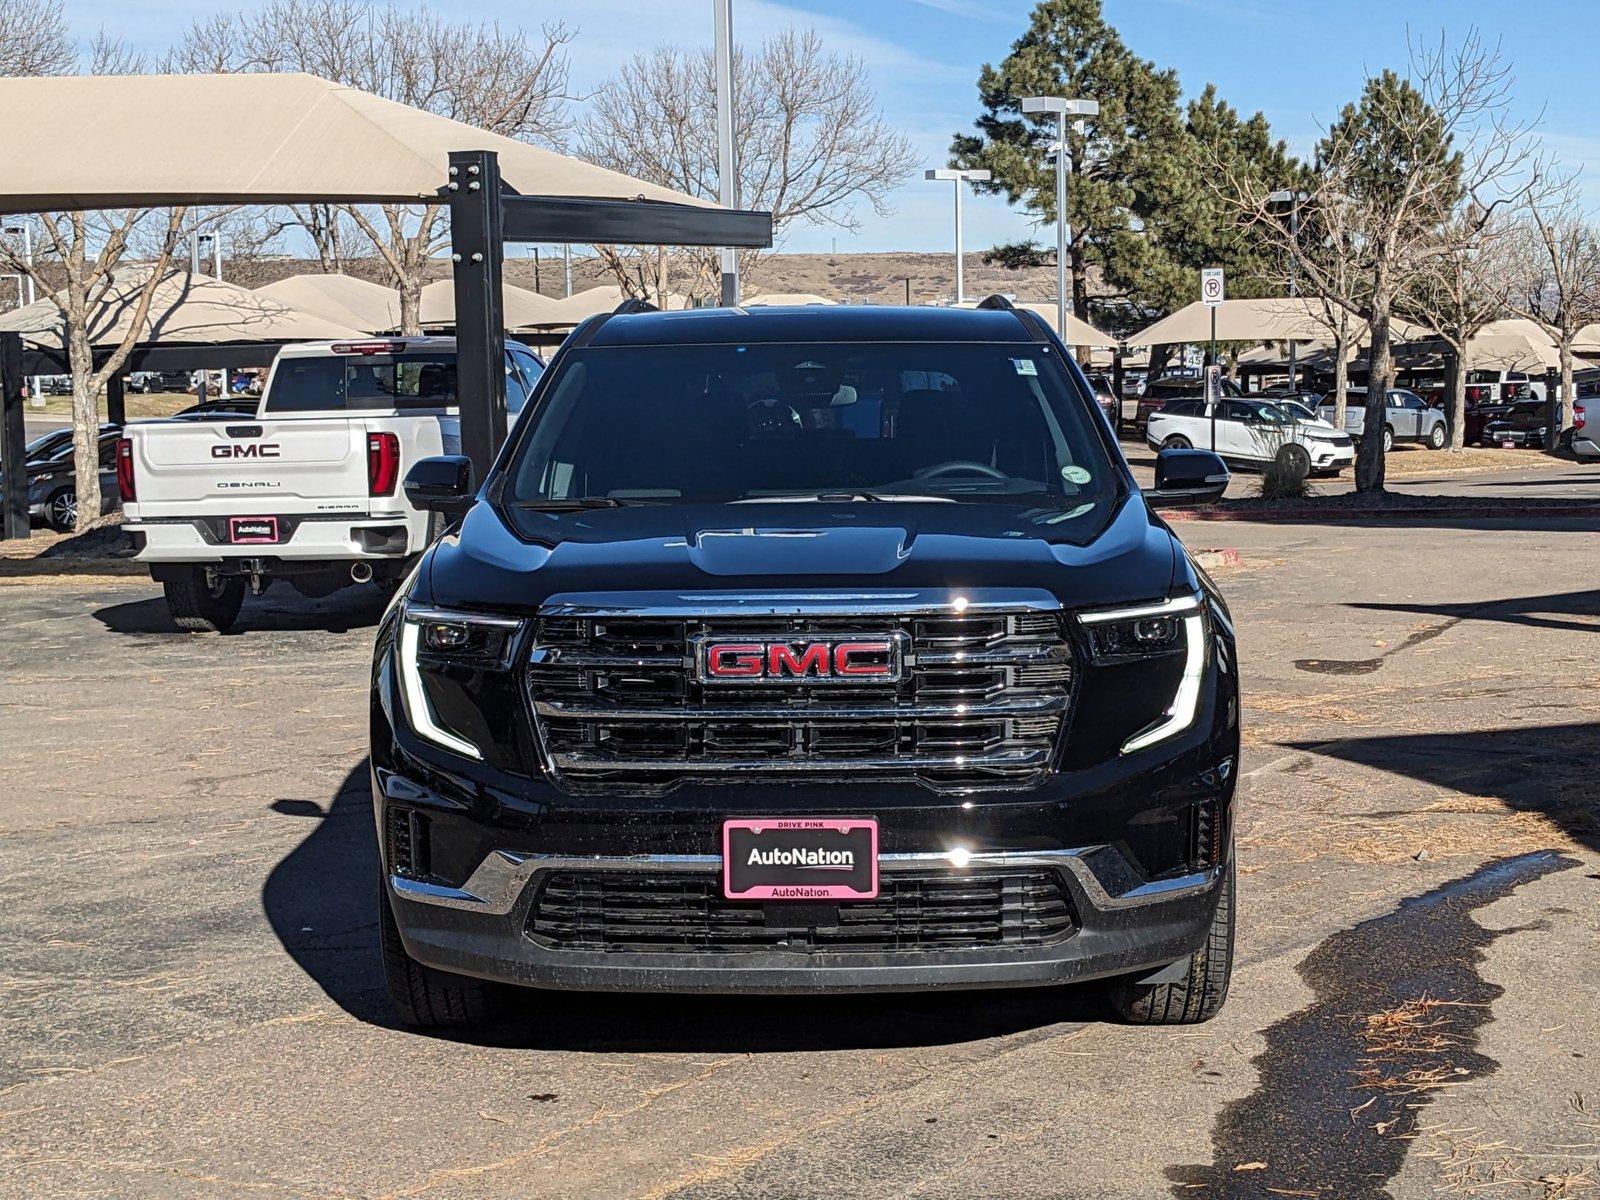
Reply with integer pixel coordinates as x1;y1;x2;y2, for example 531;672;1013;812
1317;388;1448;452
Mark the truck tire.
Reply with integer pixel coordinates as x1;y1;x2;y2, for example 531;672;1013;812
379;880;494;1029
162;567;246;633
1107;854;1234;1025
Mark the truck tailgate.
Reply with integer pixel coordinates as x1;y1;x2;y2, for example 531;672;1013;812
127;418;377;517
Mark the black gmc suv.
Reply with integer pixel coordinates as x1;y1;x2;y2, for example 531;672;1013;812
372;302;1239;1028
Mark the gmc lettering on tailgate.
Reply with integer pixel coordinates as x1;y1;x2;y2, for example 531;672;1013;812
212;444;281;459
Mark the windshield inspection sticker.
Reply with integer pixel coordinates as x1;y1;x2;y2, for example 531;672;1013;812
1062;465;1092;485
1012;358;1038;376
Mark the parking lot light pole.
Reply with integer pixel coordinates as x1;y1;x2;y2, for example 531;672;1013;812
1269;189;1305;389
1022;96;1099;341
925;168;990;304
714;0;739;306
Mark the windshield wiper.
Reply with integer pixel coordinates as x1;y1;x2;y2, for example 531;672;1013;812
508;497;629;510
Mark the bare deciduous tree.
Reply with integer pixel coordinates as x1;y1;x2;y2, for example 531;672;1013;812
168;1;576;331
581;29;917;301
0;0;74;76
1397;207;1512;449
1217;32;1535;491
1500;180;1600;435
0;28;189;533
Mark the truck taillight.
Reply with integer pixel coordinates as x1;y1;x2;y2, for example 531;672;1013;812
115;438;136;503
368;432;399;497
1576;404;1587;431
1465;385;1488;402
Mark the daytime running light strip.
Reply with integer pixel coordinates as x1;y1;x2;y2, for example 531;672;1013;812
399;619;483;760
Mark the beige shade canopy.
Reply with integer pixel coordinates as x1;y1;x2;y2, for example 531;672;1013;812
951;299;1117;347
252;273;402;335
416;279;569;330
0;72;718;212
1128;298;1429;347
1457;318;1561;372
743;292;838;306
0;269;366;348
536;284;691;326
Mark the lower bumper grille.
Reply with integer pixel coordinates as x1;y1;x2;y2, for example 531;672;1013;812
526;869;1078;954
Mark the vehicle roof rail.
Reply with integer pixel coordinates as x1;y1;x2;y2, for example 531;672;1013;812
612;298;659;315
974;294;1015;311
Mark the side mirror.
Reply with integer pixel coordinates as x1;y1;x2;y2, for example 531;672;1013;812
403;455;475;515
1144;448;1229;508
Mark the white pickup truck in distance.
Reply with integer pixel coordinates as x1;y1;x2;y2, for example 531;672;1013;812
119;337;544;632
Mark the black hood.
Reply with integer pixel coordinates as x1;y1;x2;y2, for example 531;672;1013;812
423;495;1181;614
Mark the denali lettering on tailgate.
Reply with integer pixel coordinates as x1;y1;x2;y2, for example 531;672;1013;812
695;636;902;683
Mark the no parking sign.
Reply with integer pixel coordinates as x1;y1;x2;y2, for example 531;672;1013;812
1201;268;1225;307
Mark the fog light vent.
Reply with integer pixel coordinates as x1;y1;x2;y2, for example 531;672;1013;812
386;807;431;879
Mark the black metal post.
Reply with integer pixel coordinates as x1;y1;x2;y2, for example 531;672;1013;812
1;331;28;540
1111;349;1125;435
1545;367;1562;455
106;373;126;427
448;150;508;484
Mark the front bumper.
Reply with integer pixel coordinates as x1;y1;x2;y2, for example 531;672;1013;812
1308;441;1355;468
386;842;1229;994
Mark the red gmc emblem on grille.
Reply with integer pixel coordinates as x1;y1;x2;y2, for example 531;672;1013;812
694;636;903;684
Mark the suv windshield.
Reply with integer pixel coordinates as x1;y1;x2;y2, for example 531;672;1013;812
503;341;1117;510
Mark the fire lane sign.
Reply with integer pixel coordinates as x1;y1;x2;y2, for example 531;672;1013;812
1201;268;1225;307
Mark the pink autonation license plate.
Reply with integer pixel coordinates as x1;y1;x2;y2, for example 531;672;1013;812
722;817;879;901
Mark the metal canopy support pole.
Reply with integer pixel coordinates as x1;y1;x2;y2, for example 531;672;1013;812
449;149;508;484
714;0;739;306
106;373;126;427
1;332;28;540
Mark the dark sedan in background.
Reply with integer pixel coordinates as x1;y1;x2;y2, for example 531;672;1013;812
2;424;123;531
1481;400;1550;449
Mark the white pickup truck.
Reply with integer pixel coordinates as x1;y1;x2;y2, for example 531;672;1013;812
119;337;544;631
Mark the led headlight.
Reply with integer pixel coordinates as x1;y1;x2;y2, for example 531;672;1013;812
1079;593;1206;754
397;603;523;759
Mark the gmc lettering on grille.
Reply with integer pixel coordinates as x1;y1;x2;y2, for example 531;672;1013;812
695;638;901;684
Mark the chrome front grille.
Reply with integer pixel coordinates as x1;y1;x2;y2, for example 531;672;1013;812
524;606;1075;794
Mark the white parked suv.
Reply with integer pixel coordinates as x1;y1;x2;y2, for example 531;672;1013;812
118;337;544;631
1146;397;1355;478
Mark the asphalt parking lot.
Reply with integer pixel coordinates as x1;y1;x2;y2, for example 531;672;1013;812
2;501;1597;1199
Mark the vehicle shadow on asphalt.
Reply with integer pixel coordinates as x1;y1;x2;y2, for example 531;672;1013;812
263;760;1108;1050
1289;721;1599;855
94;587;388;636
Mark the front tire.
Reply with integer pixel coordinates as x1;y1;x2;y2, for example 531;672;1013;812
1427;422;1446;449
1108;855;1235;1025
1276;443;1311;481
162;566;246;633
46;488;76;533
379;880;494;1029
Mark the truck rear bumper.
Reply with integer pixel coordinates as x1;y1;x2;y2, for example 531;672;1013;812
124;516;417;561
387;845;1228;995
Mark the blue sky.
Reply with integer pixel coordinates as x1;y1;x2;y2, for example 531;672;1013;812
66;0;1600;255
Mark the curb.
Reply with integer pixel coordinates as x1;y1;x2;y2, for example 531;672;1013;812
1164;504;1600;523
1191;547;1243;569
